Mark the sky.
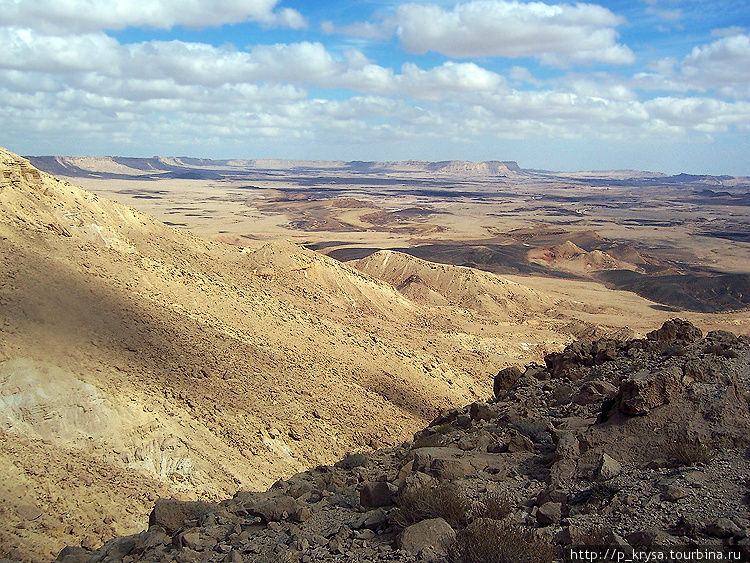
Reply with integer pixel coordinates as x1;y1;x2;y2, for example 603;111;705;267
1;0;749;174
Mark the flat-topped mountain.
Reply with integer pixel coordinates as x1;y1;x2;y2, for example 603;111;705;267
24;156;523;181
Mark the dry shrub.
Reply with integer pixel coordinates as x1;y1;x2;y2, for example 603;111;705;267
395;482;469;528
665;439;715;466
469;490;513;521
448;518;554;563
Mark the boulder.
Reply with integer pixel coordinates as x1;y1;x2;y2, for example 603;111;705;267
149;499;217;534
469;401;495;421
253;495;298;522
494;366;522;396
398;518;456;556
647;319;702;345
359;481;393;508
597;453;622;481
537;502;562;526
618;365;682;415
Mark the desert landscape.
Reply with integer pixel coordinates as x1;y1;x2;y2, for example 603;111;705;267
3;0;749;559
1;148;748;561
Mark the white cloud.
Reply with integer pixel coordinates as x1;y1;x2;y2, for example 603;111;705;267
321;19;394;40
637;33;750;98
0;0;306;33
393;1;635;66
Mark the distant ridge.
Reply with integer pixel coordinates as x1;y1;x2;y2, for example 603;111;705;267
26;155;523;180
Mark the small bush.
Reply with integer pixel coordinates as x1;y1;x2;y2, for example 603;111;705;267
448;518;554;563
469;491;513;521
395;482;469;528
665;439;715;467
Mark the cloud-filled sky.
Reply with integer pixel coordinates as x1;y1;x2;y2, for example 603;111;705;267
1;0;749;173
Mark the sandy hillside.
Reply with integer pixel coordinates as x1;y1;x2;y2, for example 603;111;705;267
1;147;747;561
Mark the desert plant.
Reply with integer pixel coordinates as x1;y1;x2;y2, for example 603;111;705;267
395;482;469;528
665;438;715;466
469;490;513;521
448;518;554;563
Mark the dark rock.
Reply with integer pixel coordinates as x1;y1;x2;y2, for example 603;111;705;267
469;401;495;421
537;502;562;526
336;453;369;470
647;319;702;345
494;366;522;396
149;499;217;535
360;481;393;508
618;365;682;415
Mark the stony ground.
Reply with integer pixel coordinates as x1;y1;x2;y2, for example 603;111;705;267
56;319;750;562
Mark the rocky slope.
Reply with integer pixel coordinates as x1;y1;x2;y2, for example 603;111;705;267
58;320;750;562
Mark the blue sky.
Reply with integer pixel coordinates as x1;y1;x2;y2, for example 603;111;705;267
1;0;749;173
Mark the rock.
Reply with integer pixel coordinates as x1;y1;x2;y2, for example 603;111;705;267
469;401;495;421
618;365;682;415
55;546;92;562
15;504;42;521
336;453;368;470
360;481;393;508
597;453;622;481
507;431;534;453
705;518;742;538
494;366;522;396
253;496;298;522
647;319;702;345
149;499;217;535
663;487;688;502
554;433;579;461
398;518;456;556
537;502;562;526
